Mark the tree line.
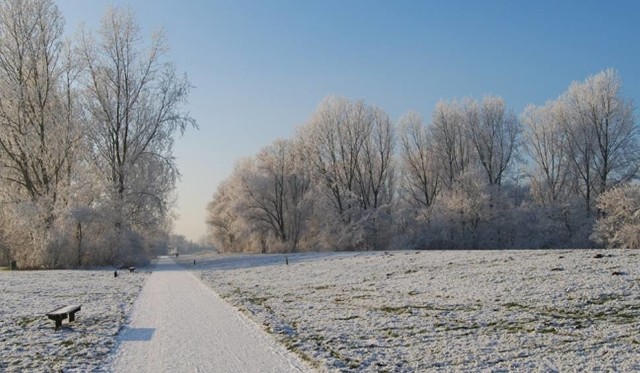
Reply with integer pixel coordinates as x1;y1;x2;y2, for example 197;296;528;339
207;69;639;253
0;0;194;268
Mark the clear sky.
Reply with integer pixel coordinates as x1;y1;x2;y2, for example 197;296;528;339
56;0;640;242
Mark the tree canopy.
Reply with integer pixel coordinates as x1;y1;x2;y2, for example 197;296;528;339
207;70;639;253
0;0;194;268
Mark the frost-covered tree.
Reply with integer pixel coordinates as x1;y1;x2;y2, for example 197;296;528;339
518;69;637;246
468;96;520;187
236;139;311;252
206;176;245;253
358;106;395;210
300;96;395;220
0;2;194;267
520;99;590;247
298;96;396;250
430;100;471;189
521;100;571;205
79;6;194;263
206;153;303;254
563;69;638;213
301;96;367;218
398;111;440;210
415;96;520;249
0;0;82;267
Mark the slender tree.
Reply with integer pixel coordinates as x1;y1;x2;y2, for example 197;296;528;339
357;106;395;210
468;96;520;187
521;100;571;205
79;6;194;262
398;111;440;209
430;100;471;189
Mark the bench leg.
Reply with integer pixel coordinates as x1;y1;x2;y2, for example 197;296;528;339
55;319;62;329
69;312;76;323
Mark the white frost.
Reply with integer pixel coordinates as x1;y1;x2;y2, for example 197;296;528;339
0;267;148;372
186;249;640;372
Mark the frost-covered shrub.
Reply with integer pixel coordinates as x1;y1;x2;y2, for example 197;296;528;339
592;184;640;249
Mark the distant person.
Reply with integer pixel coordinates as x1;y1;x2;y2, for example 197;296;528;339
175;252;179;258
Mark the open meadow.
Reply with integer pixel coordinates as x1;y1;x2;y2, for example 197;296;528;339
181;249;640;372
0;267;149;372
2;250;638;372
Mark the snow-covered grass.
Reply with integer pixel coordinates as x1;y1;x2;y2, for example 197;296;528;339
0;267;149;372
182;249;640;372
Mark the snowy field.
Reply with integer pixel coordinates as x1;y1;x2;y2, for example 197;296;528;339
0;267;149;372
181;249;640;372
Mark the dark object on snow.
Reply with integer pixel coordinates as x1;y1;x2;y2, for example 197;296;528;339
612;271;627;276
193;259;196;265
46;305;81;329
129;267;135;273
594;253;605;259
114;270;118;278
175;252;179;258
10;261;16;270
551;267;564;272
285;256;289;265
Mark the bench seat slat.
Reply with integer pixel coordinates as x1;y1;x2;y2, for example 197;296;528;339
46;304;81;329
47;304;81;316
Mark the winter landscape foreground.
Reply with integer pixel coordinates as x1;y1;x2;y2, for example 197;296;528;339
1;249;639;372
0;266;148;371
181;249;640;372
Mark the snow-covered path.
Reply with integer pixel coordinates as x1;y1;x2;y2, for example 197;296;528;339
110;257;310;373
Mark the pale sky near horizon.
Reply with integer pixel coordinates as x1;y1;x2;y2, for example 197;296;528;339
57;0;640;242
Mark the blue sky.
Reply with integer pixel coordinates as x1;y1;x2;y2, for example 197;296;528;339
57;1;640;241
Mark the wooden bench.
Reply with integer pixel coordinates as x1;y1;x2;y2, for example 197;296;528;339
46;305;81;329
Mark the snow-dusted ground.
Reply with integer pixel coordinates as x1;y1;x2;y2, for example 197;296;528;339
182;249;640;372
109;257;310;372
2;250;638;372
0;266;149;372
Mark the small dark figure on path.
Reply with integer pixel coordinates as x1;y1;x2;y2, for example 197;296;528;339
193;259;196;265
114;270;118;278
175;252;179;258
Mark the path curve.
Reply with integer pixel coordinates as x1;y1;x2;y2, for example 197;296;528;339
110;257;310;372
